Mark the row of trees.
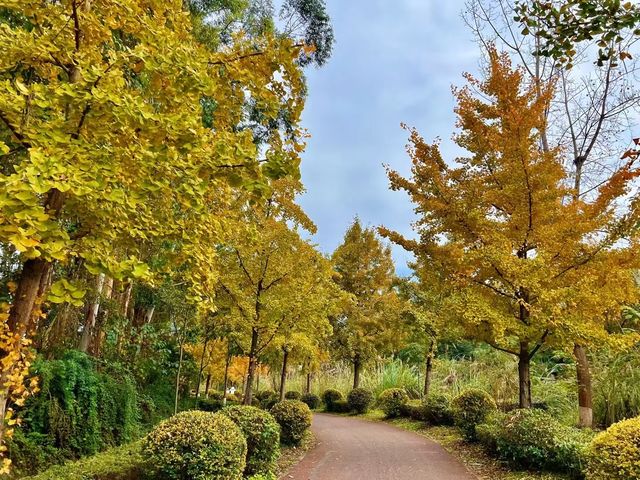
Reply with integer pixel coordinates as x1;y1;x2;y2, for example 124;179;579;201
0;0;336;471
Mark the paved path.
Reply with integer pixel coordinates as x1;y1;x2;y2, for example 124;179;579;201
281;413;476;480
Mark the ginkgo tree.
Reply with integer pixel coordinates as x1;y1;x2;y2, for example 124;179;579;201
216;183;339;405
331;219;404;389
0;0;309;459
381;50;640;409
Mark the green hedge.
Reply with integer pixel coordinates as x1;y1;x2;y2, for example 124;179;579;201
144;411;246;480
451;389;496;440
23;441;149;480
322;389;343;411
477;409;592;477
587;416;640;479
378;388;409;418
423;393;453;425
221;405;280;476
10;351;140;476
270;400;312;446
347;388;373;414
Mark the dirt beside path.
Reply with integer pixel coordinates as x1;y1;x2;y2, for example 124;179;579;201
281;413;477;480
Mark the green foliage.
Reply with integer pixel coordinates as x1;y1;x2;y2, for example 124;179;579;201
321;389;343;411
593;348;640;427
377;388;409;418
221;405;280;476
364;359;421;398
587;416;640;480
143;411;246;480
269;400;312;446
451;389;496;440
256;390;279;410
423;393;453;425
489;409;590;476
399;400;427;421
11;351;140;474
300;393;320;410
347;388;373;414
331;400;351;413
284;391;301;400
23;441;150;480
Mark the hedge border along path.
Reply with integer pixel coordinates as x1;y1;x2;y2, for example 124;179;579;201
281;413;476;480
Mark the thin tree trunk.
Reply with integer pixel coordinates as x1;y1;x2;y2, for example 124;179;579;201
79;273;105;353
574;343;593;427
223;344;231;405
243;328;259;405
306;372;312;394
174;340;184;415
353;356;361;389
279;347;289;401
518;342;532;408
424;340;435;397
195;337;210;408
204;374;211;398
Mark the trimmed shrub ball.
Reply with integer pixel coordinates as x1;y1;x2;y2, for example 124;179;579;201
300;393;321;410
143;410;246;480
378;388;409;418
451;389;497;440
270;400;312;446
321;389;343;412
493;409;589;475
587;416;640;480
423;393;454;425
221;405;280;476
284;391;302;400
347;388;374;414
331;400;352;413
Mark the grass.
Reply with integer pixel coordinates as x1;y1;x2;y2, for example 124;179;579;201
359;410;570;480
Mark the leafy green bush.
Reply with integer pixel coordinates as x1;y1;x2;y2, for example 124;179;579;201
451;389;496;440
378;388;409;418
331;400;352;413
11;351;140;475
270;400;312;446
300;393;320;410
221;405;280;476
492;409;589;475
423;393;453;425
347;388;373;414
587;416;640;479
24;441;149;480
475;412;506;453
284;391;301;400
144;411;246;480
322;389;343;411
399;400;427;421
256;390;278;410
195;397;223;412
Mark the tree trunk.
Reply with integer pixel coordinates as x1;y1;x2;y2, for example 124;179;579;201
279;347;289;401
243;328;259;405
204;374;211;398
79;273;105;353
353;356;361;389
174;341;184;415
518;343;532;408
424;340;435;397
306;372;312;394
1;257;54;447
194;337;210;408
574;343;593;427
223;344;231;405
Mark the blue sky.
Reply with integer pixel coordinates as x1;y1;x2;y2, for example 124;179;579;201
297;1;481;275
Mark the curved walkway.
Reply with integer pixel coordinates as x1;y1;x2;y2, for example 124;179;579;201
281;413;476;480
